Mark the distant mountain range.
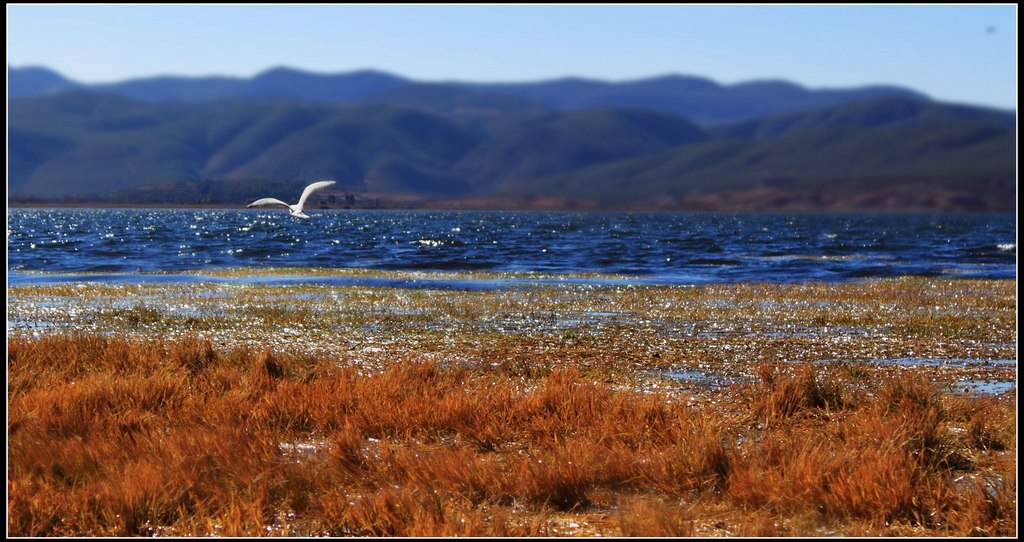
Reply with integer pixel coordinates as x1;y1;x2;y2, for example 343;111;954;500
9;65;933;125
7;66;1016;211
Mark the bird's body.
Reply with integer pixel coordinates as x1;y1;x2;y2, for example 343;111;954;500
246;181;336;219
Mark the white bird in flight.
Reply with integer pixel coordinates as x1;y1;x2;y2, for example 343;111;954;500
246;180;336;219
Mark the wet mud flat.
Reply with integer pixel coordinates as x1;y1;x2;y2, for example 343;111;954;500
8;270;1016;397
7;270;1017;536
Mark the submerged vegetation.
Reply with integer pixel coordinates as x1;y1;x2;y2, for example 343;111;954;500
6;272;1017;536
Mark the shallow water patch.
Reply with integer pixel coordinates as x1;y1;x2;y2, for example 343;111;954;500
869;357;1016;368
661;367;742;390
808;356;1016;369
952;379;1016;396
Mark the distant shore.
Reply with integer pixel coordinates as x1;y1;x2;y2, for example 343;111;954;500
7;201;241;209
6;197;1016;213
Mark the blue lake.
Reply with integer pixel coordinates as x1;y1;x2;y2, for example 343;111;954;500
6;208;1017;285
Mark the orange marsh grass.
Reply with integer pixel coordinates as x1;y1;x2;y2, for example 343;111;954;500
8;334;1016;536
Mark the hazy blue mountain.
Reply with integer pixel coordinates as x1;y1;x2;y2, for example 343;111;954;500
507;96;1015;210
712;95;1017;139
354;82;544;118
7;65;81;98
238;67;410;101
90;74;247;103
460;75;932;124
69;67;411;103
9;65;932;124
9;91;480;198
453;107;709;188
7;67;1015;211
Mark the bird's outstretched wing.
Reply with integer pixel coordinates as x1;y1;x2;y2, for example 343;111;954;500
295;181;336;211
247;198;291;209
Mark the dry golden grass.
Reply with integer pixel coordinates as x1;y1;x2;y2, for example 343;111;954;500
8;332;1016;537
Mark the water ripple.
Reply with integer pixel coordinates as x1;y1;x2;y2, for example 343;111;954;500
6;209;1016;283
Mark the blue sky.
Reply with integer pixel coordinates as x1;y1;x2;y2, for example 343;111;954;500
6;4;1017;109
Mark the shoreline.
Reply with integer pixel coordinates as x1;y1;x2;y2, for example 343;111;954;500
7;200;1017;214
9;272;1016;393
7;265;1018;290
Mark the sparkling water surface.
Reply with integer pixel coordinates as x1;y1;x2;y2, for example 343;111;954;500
7;209;1016;285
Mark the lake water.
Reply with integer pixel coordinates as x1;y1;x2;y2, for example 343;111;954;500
6;208;1017;285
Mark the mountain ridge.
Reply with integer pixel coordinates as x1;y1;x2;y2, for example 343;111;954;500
7;66;1015;211
9;65;948;124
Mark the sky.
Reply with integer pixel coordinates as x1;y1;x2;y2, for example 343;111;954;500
6;4;1018;110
